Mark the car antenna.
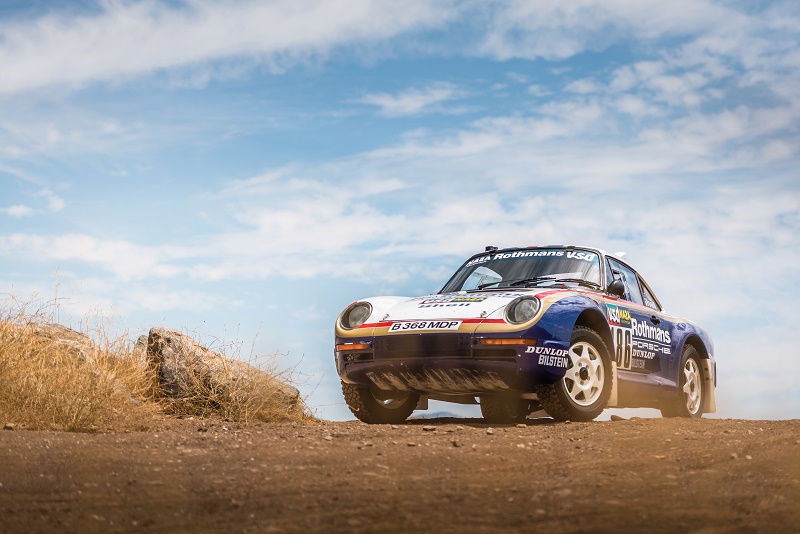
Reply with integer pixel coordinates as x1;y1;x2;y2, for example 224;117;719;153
485;245;498;252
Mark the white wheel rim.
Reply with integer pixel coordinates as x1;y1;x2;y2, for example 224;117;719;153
562;341;604;407
683;359;702;414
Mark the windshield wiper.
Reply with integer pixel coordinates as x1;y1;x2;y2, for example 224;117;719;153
548;278;602;289
476;276;555;290
477;276;600;290
509;276;557;287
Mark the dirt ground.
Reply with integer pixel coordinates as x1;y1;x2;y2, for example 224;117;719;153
1;416;798;533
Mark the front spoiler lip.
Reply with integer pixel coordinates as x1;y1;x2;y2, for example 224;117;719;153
340;358;522;395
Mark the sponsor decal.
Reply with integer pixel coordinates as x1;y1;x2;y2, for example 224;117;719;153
465;250;596;266
538;354;569;368
525;346;569;357
630;317;671;344
606;304;631;327
632;339;670;356
631;359;646;369
418;296;487;308
388;320;462;332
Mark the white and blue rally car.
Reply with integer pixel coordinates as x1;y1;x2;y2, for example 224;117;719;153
335;245;716;424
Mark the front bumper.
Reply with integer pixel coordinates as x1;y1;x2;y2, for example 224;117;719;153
336;332;568;395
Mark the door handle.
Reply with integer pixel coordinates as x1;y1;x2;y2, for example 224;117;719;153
650;315;661;324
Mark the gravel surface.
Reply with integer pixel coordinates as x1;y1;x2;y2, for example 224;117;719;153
1;416;798;533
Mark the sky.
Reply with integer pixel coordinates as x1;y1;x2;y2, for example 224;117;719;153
0;0;797;421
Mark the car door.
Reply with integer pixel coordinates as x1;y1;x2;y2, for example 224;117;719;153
607;259;675;383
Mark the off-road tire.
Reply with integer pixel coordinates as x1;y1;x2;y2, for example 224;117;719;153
341;382;419;424
536;326;613;422
660;345;704;419
480;395;529;424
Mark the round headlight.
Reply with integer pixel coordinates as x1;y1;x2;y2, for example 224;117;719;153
340;302;373;330
505;296;540;324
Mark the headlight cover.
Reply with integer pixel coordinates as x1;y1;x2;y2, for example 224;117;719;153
504;296;541;324
340;302;373;330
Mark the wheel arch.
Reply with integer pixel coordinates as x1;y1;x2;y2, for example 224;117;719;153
680;334;717;414
574;307;614;355
573;307;618;407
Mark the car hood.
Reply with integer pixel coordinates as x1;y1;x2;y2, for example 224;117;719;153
363;290;536;323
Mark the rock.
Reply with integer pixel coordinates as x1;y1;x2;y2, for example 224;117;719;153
29;323;100;363
422;426;437;432
610;415;626;421
3;423;15;431
27;323;134;400
486;428;494;435
516;423;526;428
322;435;333;441
131;335;150;371
146;327;300;411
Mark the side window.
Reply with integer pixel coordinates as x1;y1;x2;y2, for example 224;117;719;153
608;259;644;305
640;282;660;311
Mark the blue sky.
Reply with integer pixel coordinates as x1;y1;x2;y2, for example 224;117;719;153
0;0;797;421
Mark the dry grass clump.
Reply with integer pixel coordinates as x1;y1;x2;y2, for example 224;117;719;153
0;300;157;432
0;297;312;431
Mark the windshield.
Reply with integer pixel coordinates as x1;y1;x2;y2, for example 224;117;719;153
440;248;601;293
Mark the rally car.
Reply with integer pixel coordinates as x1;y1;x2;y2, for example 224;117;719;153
335;245;716;424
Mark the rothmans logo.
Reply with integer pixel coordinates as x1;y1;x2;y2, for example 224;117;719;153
630;317;671;344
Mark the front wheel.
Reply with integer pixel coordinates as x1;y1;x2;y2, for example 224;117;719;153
341;382;419;424
536;326;613;422
661;346;704;418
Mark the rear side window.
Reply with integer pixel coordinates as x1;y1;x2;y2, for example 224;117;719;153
608;259;644;305
640;283;660;311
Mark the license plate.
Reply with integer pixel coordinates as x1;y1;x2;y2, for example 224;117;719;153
388;320;462;332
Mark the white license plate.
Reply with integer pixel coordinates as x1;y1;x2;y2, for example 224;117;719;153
388;320;462;332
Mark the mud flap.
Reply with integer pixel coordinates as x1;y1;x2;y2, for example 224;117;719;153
606;361;618;408
700;359;716;413
415;396;429;411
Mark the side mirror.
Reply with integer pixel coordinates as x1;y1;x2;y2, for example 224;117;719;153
607;280;626;297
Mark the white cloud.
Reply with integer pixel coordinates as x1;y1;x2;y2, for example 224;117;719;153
476;0;744;61
1;205;34;217
0;234;192;281
354;83;460;117
0;0;453;95
526;84;551;97
37;188;65;212
0;185;65;217
564;78;601;94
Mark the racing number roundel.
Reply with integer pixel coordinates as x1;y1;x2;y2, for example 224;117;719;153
606;304;632;370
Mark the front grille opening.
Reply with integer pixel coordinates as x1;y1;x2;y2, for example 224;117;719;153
373;334;471;359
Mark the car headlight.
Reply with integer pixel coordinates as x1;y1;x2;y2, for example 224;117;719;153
505;296;540;324
339;302;373;330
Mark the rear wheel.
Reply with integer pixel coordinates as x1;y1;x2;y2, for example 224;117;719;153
480;395;530;424
341;382;419;424
536;326;613;422
661;345;704;418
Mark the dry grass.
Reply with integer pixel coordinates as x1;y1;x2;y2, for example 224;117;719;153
0;300;157;432
0;297;312;432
